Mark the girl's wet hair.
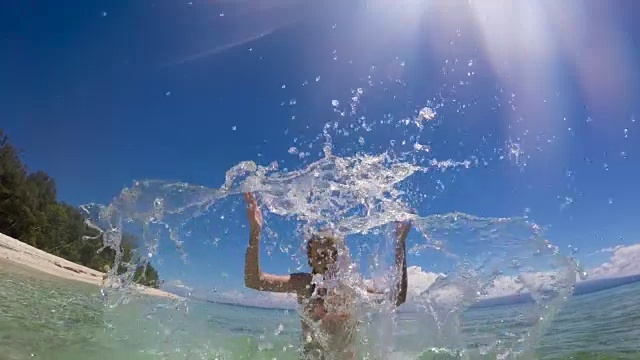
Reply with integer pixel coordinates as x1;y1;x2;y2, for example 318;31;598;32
306;231;340;272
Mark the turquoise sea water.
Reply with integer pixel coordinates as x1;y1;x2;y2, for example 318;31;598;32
1;259;639;360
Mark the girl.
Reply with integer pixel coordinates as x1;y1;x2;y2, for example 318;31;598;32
243;192;410;359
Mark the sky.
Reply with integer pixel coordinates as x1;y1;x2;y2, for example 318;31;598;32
2;0;640;307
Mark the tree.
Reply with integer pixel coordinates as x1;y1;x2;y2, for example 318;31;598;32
0;129;161;287
134;263;160;288
26;171;57;211
0;131;37;244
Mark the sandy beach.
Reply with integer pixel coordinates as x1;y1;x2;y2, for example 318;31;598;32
0;232;180;299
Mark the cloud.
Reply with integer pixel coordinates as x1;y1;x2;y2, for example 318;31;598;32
403;266;572;306
406;266;442;296
588;244;640;279
587;245;624;256
494;271;574;296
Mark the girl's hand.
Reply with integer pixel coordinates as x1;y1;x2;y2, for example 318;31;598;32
395;208;414;241
244;192;263;231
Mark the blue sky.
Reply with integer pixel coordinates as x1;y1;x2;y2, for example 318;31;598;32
2;0;640;303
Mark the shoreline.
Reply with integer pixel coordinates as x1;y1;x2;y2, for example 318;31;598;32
0;232;180;300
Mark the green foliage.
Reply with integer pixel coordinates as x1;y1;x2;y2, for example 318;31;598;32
133;262;160;288
0;130;160;287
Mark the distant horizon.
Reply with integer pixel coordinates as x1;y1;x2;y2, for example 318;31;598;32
170;273;640;312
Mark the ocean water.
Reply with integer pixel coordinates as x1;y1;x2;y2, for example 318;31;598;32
1;259;639;360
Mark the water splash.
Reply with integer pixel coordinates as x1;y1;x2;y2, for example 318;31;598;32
403;214;580;359
80;142;582;358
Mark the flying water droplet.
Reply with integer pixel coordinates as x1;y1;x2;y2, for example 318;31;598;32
579;271;589;280
418;107;436;121
560;196;573;210
274;323;285;336
153;198;163;209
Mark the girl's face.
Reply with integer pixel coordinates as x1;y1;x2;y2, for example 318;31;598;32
308;238;338;274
